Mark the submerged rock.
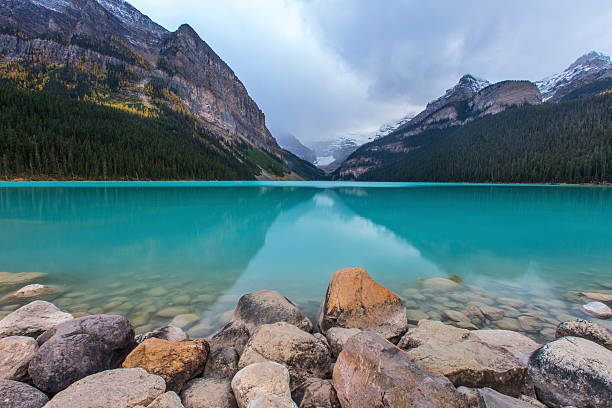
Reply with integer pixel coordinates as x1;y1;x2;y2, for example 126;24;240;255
528;336;612;408
334;331;467;407
399;321;533;397
29;314;136;394
181;378;237;408
43;368;166;408
0;272;46;289
421;277;461;292
0;336;38;381
5;284;50;299
291;378;340;408
582;301;612;319
0;301;73;338
581;292;612;302
555;319;612;350
318;268;408;343
0;379;49;408
122;337;209;393
135;325;189;344
231;361;292;408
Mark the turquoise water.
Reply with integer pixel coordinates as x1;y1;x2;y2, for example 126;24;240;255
0;182;611;341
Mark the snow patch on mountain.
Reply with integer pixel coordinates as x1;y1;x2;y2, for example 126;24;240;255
31;0;69;13
95;0;166;39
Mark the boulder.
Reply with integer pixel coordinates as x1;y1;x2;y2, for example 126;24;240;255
208;320;251;355
399;320;533;397
181;378;237;408
29;314;135;394
333;331;467;407
135;326;189;344
0;379;49;408
0;301;72;338
233;290;313;334
148;392;185;408
231;361;292;408
203;346;239;379
122;337;209;393
582;301;612;319
0;336;38;381
43;368;166;408
528;336;612;408
318;268;408;342
458;387;546;408
472;329;540;360
291;378;340;408
555;319;612;350
247;393;298;408
325;327;361;358
238;322;332;382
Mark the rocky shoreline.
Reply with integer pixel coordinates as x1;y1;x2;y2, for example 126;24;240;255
0;267;611;408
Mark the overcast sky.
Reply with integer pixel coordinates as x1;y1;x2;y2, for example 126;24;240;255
128;0;612;144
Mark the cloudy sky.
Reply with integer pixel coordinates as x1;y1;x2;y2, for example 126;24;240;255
129;0;612;144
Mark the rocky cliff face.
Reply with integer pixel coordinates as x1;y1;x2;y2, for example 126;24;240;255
0;0;281;154
336;77;542;179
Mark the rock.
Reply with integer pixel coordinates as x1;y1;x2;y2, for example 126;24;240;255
122;337;209;393
581;292;612;302
170;314;200;329
528;336;612;408
325;327;361;358
0;336;38;381
233;290;313;334
472;387;547;408
498;298;527;309
0;379;49;408
333;331;467;407
399;320;533;397
472;329;540;360
582;301;612;319
239;322;332;382
6;284;49;299
0;301;73;338
291;378;340;408
43;368;166;408
0;272;46;289
464;305;486;325
318;268;408;342
231;361;292;408
208;320;251;355
443;310;471;322
135;325;189;344
148;392;185;408
456;321;478;330
495;318;521;331
203;346;239;379
476;304;505;321
181;378;237;408
247;393;298;408
405;309;428;324
517;315;543;333
556;319;612;350
29;314;135;394
421;277;461;291
157;307;190;318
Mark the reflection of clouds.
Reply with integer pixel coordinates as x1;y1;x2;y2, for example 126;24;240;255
313;193;335;208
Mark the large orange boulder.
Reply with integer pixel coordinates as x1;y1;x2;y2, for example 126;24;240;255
318;268;407;343
122;338;209;393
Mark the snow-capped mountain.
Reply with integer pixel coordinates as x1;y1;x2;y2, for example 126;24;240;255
310;138;361;168
536;51;612;102
274;131;317;164
375;114;416;139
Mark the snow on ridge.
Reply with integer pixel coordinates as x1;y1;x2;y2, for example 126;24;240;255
94;0;166;36
31;0;69;13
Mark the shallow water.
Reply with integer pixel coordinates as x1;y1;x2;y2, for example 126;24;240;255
0;182;611;342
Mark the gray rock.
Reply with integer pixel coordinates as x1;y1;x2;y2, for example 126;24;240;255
333;331;468;407
291;378;340;408
0;301;72;338
472;330;540;360
517;315;543;333
135;325;188;344
582;301;612;319
556;319;612;350
443;310;471;322
181;378;237;408
233;290;313;334
209;320;251;355
405;309;429;324
421;277;461;291
29;314;136;394
460;387;546;408
239;322;332;383
248;393;298;408
231;361;292;408
0;336;38;381
203;346;239;379
43;368;166;408
325;327;361;359
528;336;612;408
0;379;49;408
148;391;185;408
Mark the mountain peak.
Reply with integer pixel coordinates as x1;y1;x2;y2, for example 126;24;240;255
569;50;611;70
456;74;490;93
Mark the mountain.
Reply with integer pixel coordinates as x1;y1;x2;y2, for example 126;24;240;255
336;75;542;179
310;137;361;171
536;51;612;102
0;0;324;180
274;131;317;164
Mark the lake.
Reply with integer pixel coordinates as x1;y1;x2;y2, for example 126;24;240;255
0;181;611;342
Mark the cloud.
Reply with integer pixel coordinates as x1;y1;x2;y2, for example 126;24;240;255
128;0;612;144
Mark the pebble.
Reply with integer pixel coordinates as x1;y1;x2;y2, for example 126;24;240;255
172;295;191;305
147;288;169;297
582;302;612;319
